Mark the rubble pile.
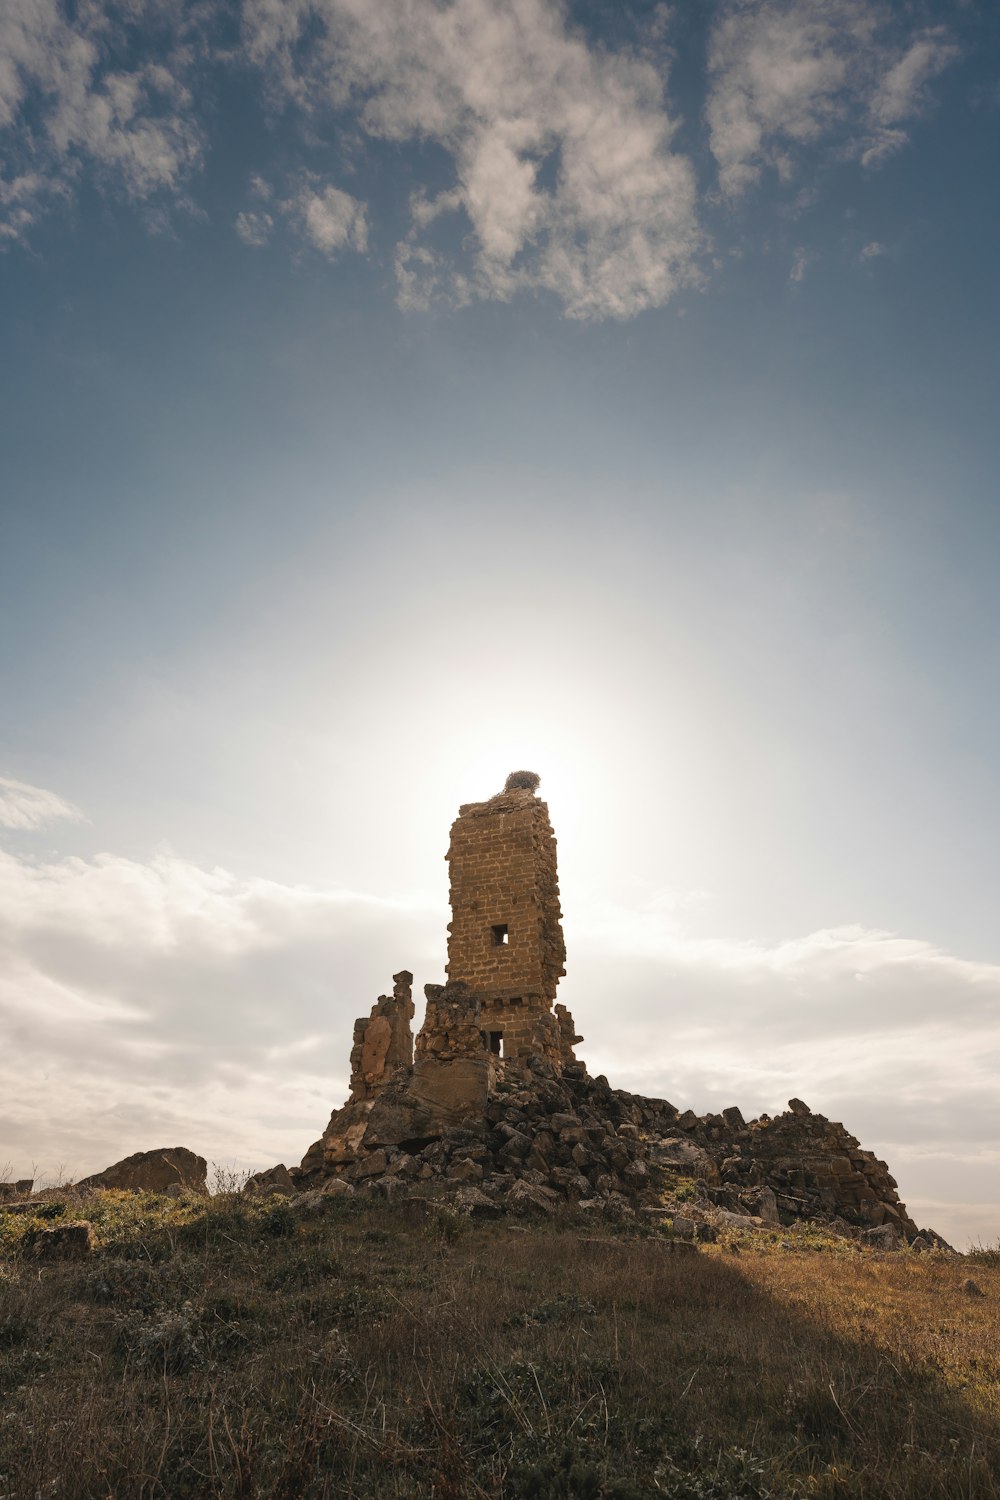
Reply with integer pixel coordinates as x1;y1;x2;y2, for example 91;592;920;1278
290;976;935;1246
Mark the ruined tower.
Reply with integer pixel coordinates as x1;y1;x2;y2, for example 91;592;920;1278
445;770;579;1064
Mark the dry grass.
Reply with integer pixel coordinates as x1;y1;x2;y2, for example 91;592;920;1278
1;1191;998;1498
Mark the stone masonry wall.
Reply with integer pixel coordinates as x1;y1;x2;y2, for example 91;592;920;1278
445;779;568;1063
414;981;487;1063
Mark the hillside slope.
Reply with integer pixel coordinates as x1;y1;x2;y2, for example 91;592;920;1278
1;1189;998;1498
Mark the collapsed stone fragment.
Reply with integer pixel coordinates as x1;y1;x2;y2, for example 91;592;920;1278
76;1148;208;1196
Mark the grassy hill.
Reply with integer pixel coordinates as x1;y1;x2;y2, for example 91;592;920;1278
1;1188;998;1498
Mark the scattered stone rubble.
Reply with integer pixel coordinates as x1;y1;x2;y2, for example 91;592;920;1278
290;1026;937;1245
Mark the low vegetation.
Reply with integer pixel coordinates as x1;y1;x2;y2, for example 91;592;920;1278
1;1189;998;1498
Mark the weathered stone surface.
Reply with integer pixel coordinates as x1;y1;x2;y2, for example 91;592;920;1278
29;1220;95;1260
0;1181;33;1201
447;1158;484;1183
452;1187;502;1217
406;1055;490;1128
352;1149;389;1179
756;1185;780;1226
244;1164;296;1197
863;1224;901;1250
445;776;577;1067
77;1148;207;1196
506;1180;558;1216
361;1090;434;1149
648;1137;718;1182
719;1210;761;1232
319;1178;356;1199
414;981;488;1064
299;1098;374;1175
349;971;415;1103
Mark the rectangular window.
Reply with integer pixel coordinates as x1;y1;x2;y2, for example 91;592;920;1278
488;1031;503;1056
491;924;509;946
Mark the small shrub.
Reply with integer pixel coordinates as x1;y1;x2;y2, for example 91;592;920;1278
85;1257;166;1312
516;1293;597;1327
117;1300;205;1376
653;1448;774;1499
261;1200;296;1238
429;1207;466;1243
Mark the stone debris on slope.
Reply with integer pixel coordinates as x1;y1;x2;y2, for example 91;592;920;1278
292;984;944;1248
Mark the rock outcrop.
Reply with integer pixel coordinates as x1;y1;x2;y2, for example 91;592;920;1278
0;1180;33;1202
244;1163;297;1197
27;1221;95;1260
76;1148;208;1196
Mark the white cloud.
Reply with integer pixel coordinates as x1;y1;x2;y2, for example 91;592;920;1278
869;29;959;127
567;902;1000;1244
243;0;702;320
235;208;274;247
706;1;958;196
0;776;83;831
236;176;368;257
288;181;368;256
0;838;443;1181
790;246;811;281
0;0;209;245
860;239;886;259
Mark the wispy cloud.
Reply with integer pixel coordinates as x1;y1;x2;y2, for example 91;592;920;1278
243;0;702;319
237;176;368;257
0;776;83;830
706;0;958;197
567;899;1000;1243
0;0;211;245
285;180;368;257
0;837;442;1177
790;246;811;281
1;1;965;314
235;208;274;247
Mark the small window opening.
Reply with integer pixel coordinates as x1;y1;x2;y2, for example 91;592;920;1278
491;924;509;946
510;996;523;1007
488;1030;503;1056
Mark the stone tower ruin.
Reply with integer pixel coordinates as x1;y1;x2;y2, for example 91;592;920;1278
445;770;579;1064
294;771;930;1251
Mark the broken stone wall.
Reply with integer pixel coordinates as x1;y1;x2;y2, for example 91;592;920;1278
348;970;415;1102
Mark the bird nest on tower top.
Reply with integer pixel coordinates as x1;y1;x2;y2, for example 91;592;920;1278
504;770;541;793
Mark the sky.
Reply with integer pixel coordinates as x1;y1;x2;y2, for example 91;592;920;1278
1;0;999;1248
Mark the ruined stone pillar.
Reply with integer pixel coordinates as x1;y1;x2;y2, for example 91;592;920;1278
348;970;415;1102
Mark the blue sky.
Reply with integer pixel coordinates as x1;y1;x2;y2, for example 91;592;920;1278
2;0;999;1245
